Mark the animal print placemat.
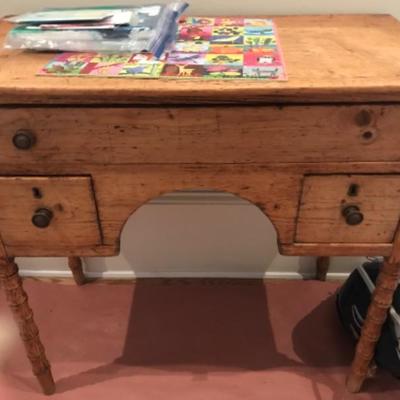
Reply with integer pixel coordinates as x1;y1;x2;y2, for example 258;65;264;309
39;17;287;80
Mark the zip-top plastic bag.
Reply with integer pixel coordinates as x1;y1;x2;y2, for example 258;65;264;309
4;3;188;58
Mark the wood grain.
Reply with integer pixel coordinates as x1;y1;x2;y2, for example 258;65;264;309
3;169;400;257
0;176;102;251
1;105;399;165
389;220;400;263
348;197;400;391
5;245;116;258
68;257;86;286
0;257;55;395
92;165;302;247
280;243;393;257
296;175;400;243
347;257;400;392
2;12;400;396
1;15;400;104
316;256;330;281
1;159;400;176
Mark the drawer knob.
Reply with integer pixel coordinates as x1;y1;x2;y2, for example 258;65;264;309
13;130;36;150
32;208;53;229
342;205;364;226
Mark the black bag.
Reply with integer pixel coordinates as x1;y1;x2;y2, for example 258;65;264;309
336;260;400;378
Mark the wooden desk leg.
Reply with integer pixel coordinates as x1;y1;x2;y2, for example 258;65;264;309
0;257;55;395
316;256;330;281
68;256;87;286
346;257;400;393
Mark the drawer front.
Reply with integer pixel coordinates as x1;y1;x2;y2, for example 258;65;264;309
0;176;102;249
296;175;400;243
0;105;399;165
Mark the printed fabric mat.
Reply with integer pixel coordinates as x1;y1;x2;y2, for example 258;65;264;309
39;17;287;80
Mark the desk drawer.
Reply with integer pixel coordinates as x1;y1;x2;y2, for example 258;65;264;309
296;175;400;243
0;176;102;248
0;105;399;164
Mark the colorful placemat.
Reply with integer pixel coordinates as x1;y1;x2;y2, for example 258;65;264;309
39;17;287;80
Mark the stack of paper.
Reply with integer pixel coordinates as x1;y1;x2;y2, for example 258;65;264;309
11;9;135;31
5;3;188;57
8;9;132;24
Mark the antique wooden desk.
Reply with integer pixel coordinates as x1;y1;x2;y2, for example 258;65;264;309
1;14;400;395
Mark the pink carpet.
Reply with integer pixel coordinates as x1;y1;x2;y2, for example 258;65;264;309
0;278;399;399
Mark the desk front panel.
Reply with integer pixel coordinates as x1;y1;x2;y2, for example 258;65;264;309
296;174;400;244
0;105;398;165
0;104;399;257
0;176;102;254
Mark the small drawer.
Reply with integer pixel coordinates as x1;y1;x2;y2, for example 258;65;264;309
0;176;102;249
296;174;400;243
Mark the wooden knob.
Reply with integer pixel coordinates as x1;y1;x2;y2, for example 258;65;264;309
342;205;364;226
32;208;53;229
13;130;36;150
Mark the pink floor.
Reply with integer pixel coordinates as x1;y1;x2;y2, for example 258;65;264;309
0;278;399;400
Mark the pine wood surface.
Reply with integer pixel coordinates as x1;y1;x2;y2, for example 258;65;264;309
0;105;398;165
347;257;400;392
280;243;394;257
296;175;400;244
0;176;101;252
92;165;301;247
67;256;86;286
2;165;400;256
1;15;400;104
0;257;55;395
0;13;400;394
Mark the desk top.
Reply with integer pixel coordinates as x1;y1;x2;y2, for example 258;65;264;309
1;14;400;105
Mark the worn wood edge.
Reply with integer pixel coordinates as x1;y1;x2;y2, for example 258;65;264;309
5;245;118;257
2;88;400;106
4;243;393;258
2;100;400;108
389;218;400;263
0;232;7;258
1;162;400;175
280;243;393;257
1;15;400;105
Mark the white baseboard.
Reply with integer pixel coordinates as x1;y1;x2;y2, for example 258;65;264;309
19;269;350;281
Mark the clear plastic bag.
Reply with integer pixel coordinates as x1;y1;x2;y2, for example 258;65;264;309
5;3;188;57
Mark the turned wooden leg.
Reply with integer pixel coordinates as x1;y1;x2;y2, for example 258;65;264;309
68;256;86;286
346;257;400;393
316;256;330;281
0;257;55;395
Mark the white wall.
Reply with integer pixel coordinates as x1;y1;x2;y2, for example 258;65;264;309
3;1;393;279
